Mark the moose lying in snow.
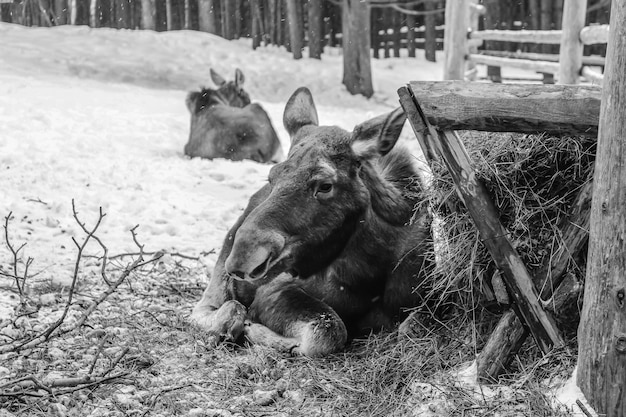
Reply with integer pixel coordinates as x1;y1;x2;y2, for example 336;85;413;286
191;87;434;356
184;68;283;163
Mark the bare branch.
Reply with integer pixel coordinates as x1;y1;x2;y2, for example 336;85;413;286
0;203;160;354
4;211;26;295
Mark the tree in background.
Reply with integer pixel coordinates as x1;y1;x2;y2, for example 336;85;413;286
141;0;156;30
341;0;373;98
198;0;217;34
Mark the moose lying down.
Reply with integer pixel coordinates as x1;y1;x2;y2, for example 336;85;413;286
184;68;283;163
191;87;434;356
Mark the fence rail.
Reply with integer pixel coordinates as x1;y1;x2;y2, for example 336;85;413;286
446;0;609;85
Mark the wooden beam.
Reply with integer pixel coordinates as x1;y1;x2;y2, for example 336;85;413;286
407;81;601;136
399;85;564;353
469;29;563;44
558;0;588;84
469;54;561;74
582;66;604;85
443;0;467;80
579;24;609;45
477;50;606;67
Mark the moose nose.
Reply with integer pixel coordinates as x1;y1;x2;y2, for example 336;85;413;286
224;228;285;280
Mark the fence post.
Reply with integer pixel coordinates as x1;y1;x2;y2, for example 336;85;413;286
558;0;588;84
577;1;626;414
444;0;468;80
466;1;485;81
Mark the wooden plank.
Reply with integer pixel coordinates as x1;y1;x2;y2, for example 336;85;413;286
582;66;604;85
469;54;561;74
577;1;626;414
558;0;587;84
476;311;528;381
407;81;601;136
431;129;564;353
470;29;563;44
398;86;438;162
580;24;609;45
477;50;606;67
443;0;468;80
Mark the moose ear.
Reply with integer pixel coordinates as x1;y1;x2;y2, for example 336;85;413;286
351;107;406;159
283;87;319;138
185;91;200;114
234;68;245;87
210;68;227;87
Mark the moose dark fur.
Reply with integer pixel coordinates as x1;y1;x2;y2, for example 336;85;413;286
184;68;283;163
191;87;434;356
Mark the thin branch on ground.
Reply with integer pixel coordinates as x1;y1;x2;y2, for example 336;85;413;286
3;211;33;297
0;201;161;354
0;372;130;398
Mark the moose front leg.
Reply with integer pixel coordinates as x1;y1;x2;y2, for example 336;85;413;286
244;322;300;353
248;275;348;357
191;292;247;343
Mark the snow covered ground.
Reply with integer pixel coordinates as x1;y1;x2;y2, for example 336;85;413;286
0;22;444;292
0;22;590;415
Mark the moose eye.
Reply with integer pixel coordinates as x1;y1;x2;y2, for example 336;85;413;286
318;183;332;193
314;182;333;198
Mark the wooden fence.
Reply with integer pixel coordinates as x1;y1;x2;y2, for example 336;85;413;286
445;0;609;84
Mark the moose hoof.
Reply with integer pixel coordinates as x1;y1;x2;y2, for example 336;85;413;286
212;300;247;341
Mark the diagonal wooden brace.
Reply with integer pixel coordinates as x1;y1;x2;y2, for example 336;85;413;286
398;85;564;354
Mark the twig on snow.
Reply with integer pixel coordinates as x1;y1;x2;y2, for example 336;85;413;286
3;211;33;297
0;202;161;354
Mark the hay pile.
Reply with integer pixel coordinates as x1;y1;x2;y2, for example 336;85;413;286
425;131;596;340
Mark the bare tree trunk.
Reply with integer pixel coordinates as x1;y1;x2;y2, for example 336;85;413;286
234;0;241;38
406;11;415;58
221;0;235;39
69;0;77;24
276;0;284;46
89;0;98;26
392;9;401;57
251;0;262;48
341;0;373;98
371;8;380;59
577;1;626;415
285;0;303;59
383;7;391;58
165;0;172;30
424;0;436;62
140;0;155;30
308;0;323;59
183;0;190;29
198;0;217;33
553;0;564;30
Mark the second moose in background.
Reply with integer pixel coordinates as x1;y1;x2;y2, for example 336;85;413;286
184;68;283;164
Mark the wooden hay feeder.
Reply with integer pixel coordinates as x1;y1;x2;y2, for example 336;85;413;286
398;81;601;381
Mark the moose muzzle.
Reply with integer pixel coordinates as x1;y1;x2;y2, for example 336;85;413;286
224;227;286;281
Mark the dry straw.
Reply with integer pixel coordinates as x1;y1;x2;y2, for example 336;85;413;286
419;131;596;343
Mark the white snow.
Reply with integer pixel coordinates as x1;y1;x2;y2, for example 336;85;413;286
0;22;442;295
553;366;599;416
